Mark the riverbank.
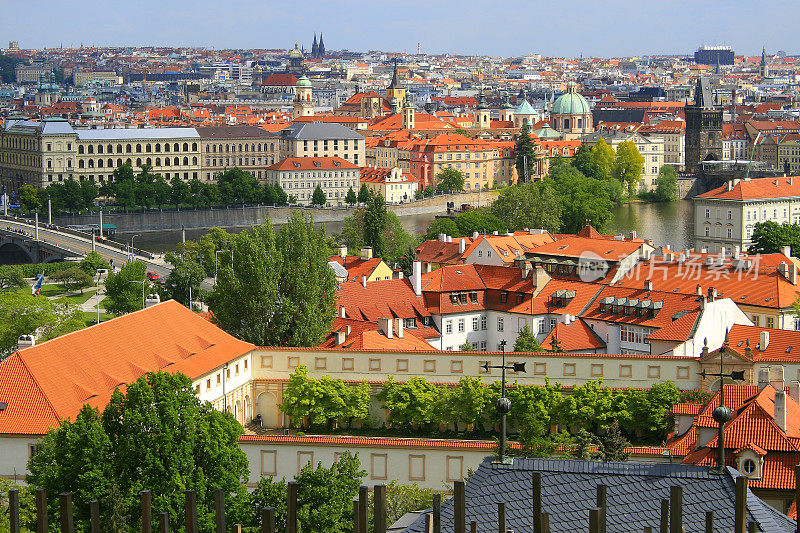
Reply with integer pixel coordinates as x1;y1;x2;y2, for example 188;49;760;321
54;191;496;234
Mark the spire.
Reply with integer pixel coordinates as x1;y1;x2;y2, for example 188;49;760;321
318;33;325;57
312;33;318;57
389;58;399;89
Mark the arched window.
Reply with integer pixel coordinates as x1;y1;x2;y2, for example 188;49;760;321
165;143;170;152
191;142;197;151
146;144;151;153
173;143;179;152
88;159;94;168
117;158;123;167
192;156;197;165
136;144;142;153
563;118;570;130
116;144;122;153
78;160;85;169
97;145;103;154
126;158;132;165
136;157;142;167
107;144;113;154
174;157;179;165
126;144;132;153
87;145;94;154
155;143;161;153
155;157;161;166
78;145;85;154
98;159;104;168
164;158;170;167
146;158;152;166
107;159;113;168
183;157;189;165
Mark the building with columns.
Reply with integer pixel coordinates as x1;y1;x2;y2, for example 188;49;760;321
550;82;593;139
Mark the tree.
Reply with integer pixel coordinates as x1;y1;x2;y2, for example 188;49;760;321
590;138;616;181
749;221;800;255
103;260;150;315
490;181;562;232
163;252;205;307
454;209;506;236
514;324;541;352
595;420;630;462
28;372;249;532
613;140;645;197
18;184;41;211
549;166;614;233
0;478;35;531
295;452;365;533
652;165;678;202
446;377;487;430
0;266;26;290
50;266;93;294
368;481;435;525
515;124;536;182
435;168;465;192
208;213;337;347
80;179;98;208
345;187;357;205
217;167;261;204
61;178;85;211
169;175;190;205
79;250;110;275
363;193;388;259
425;217;460;240
311;185;327;206
459;340;476;351
377;377;443;430
0;291;85;357
280;367;370;429
357;183;372;203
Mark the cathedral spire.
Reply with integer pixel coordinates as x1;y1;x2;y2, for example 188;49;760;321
318;33;325;58
312;33;318;58
389;58;399;89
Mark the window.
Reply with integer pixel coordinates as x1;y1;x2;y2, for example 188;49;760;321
752;315;761;327
397;359;409;372
647;366;661;379
619;365;632;378
371;453;388;480
206;379;211;389
534;363;547;375
677;366;690;379
451;360;463;373
29;444;39;459
404;318;416;329
766;317;775;328
591;364;604;377
497;318;504;332
217;374;221;385
445;320;453;334
472;316;479;331
481;315;487;330
446;456;464;482
369;359;381;371
342;358;354;371
297;452;314;474
480;341;487;351
458;319;465;333
261;450;277;475
742;458;757;475
500;291;508;304
315;357;327;370
423;360;436;372
409;455;426;481
287;357;299;369
563;363;576;376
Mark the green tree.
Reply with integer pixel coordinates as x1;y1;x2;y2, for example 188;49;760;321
377;377;442;430
311;184;327;206
61;178;85;211
0;266;26;290
515;124;536;182
459;340;476;351
435;168;465;192
363;193;388;258
653;165;679;202
103;260;150;315
0;478;35;531
613;140;645;197
446;377;487;430
371;481;435;526
590;138;616;181
163;252;205;307
208;213;337;346
0;291;85;357
595;420;630;462
749;221;800;255
454;209;507;236
248;477;288;532
50;266;93;294
490;181;562;232
549;166;614;233
80;179;99;208
514;324;541;352
345;187;357;205
280;366;370;429
79;250;110;275
295;452;365;533
357;183;372;203
169;175;190;205
217;167;261;204
18;184;41;211
425;217;461;240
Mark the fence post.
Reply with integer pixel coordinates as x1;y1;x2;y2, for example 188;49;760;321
433;493;441;533
9;489;19;533
262;507;275;533
141;490;152;533
659;499;669;533
597;485;607;533
541;512;550;533
589;509;601;533
90;500;100;533
705;511;713;533
374;484;386;533
497;502;506;533
287;482;298;533
59;493;74;533
159;512;169;533
353;500;360;533
36;488;47;533
185;490;198;533
735;477;748;533
358;486;368;533
669;487;682;533
214;489;226;533
454;480;466;533
532;472;543;533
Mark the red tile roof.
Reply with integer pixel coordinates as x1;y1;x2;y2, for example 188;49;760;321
266;156;359;171
697;176;800;201
542;319;605;352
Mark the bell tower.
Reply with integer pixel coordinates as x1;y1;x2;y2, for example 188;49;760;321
476;89;491;129
385;59;406;108
294;76;314;118
403;95;415;130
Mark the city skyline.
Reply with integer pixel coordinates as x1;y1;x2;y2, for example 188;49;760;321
1;0;795;57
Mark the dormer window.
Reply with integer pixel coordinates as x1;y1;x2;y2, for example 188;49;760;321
500;291;508;304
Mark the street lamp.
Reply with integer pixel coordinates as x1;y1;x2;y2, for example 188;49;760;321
128;279;146;310
215;249;233;283
129;234;141;260
481;339;526;464
95;269;108;324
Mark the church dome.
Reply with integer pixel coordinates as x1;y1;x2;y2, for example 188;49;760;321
289;43;304;59
296;76;312;88
551;82;590;115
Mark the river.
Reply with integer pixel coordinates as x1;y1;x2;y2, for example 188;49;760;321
119;201;695;254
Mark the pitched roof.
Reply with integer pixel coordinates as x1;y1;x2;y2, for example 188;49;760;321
697;176;800;201
267;156;359;171
0;300;254;436
542;318;605;352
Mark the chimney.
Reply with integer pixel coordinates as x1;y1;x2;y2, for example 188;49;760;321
707;287;717;302
439;233;446;242
378;317;393;339
339;305;346;318
791;264;798;285
395;270;404;280
770;364;784;391
412;261;422;296
734;245;741;259
782;245;792;258
16;334;35;350
630;230;637;240
779;262;788;279
338;244;348;258
493;231;499;235
790;380;800;405
760;331;770;351
758;367;771;391
727;180;734;191
644;279;653;291
145;293;161;308
678;253;686;263
459;238;466;254
394;317;404;339
472;231;480;239
361;247;373;260
695;284;703;296
775;390;787;432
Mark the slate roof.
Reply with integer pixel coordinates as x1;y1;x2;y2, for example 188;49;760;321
402;458;795;533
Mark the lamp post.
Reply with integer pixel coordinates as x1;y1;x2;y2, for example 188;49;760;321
128;279;146;310
129;234;140;261
95;269;108;324
215;249;233;284
481;340;526;464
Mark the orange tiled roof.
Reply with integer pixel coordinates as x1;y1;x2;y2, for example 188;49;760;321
267;156;358;171
696;176;800;201
542;319;605;352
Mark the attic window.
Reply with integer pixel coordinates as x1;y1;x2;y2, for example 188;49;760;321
455;270;463;274
0;402;7;411
787;347;793;353
557;245;568;250
293;162;301;168
333;161;341;167
313;161;321;167
737;341;743;347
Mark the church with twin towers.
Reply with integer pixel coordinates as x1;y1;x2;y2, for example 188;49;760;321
311;33;325;59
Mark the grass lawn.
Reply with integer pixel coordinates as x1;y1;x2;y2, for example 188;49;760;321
37;284;69;298
54;289;97;306
83;311;115;326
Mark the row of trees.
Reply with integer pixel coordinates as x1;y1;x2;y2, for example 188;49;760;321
748;221;800;256
279;368;683;443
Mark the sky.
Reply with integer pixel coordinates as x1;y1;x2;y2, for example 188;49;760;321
1;0;795;58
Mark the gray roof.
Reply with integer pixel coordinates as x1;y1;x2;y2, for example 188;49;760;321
195;126;278;140
280;121;364;141
76;127;199;140
3;118;76;135
327;261;349;278
402;458;795;533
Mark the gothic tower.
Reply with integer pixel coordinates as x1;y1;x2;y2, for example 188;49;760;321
312;33;318;58
403;94;415;130
385;59;406;108
318;33;325;58
760;47;769;78
685;77;723;172
476;89;491;129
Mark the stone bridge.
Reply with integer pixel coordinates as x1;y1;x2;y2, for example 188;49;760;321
0;228;82;264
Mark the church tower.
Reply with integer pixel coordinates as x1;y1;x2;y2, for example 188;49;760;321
294;76;314;118
403;95;415;130
499;92;514;123
685;76;723;172
476;89;491;129
312;33;318;58
385;59;406;108
318;33;325;58
760;47;769;78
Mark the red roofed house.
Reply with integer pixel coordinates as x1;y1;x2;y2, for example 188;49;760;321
359;166;418;203
265;156;360;206
329;245;394;283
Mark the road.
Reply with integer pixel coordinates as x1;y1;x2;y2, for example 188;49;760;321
2;218;172;279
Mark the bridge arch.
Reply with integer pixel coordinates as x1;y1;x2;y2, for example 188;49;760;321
0;242;34;265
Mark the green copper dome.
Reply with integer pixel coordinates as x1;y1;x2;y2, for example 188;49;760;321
551;83;590;115
296;76;312;87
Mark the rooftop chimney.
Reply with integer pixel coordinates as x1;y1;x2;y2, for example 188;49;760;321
790;380;800;405
758;367;771;391
362;275;367;288
707;287;717;302
145;293;161;308
412;260;422;296
644;279;653;291
770;364;784;391
338;244;348;258
339;305;346;318
394;317;404;339
361;247;373;260
439;233;447;242
775;390;787;432
760;331;770;351
695;284;703;296
492;231;499;235
782;245;792;258
473;231;480;239
378;317;393;339
459;238;466;254
16;334;35;350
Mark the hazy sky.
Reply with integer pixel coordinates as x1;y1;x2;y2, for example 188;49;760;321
1;0;794;58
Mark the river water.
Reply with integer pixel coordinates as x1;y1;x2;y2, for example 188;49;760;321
119;200;695;254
